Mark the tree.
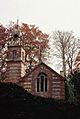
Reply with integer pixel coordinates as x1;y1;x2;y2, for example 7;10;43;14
0;22;49;79
66;38;77;75
65;78;77;103
0;24;9;80
51;31;77;77
20;23;49;70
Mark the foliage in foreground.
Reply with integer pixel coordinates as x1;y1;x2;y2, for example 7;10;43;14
65;72;80;104
0;83;80;119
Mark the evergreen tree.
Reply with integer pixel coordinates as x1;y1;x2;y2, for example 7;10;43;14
65;76;77;103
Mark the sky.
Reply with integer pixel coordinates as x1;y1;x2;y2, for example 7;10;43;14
0;0;80;71
0;0;80;36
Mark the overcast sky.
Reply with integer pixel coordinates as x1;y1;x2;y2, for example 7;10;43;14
1;0;80;71
0;0;80;36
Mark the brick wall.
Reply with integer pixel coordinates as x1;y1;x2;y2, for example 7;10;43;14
20;63;65;100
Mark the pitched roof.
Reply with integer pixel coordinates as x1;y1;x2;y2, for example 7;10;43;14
20;62;65;82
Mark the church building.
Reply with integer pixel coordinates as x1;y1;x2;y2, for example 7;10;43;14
4;26;65;100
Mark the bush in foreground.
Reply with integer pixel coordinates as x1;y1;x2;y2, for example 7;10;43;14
0;83;80;119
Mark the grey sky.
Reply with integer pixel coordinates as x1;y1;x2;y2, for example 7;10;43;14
0;0;80;36
0;0;80;72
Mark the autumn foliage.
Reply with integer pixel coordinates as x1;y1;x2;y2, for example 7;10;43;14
0;22;49;77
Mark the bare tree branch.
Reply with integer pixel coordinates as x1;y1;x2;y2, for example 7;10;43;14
51;31;78;77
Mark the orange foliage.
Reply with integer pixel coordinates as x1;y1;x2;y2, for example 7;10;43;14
0;22;49;73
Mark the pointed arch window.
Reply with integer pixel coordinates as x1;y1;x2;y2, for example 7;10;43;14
37;72;48;92
13;50;17;60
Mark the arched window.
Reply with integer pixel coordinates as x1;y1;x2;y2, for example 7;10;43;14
13;50;17;60
37;72;47;92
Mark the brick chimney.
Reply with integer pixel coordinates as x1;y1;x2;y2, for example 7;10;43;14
60;71;64;77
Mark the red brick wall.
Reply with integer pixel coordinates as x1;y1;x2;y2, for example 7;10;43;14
5;46;26;83
5;61;25;83
7;46;21;60
20;64;65;100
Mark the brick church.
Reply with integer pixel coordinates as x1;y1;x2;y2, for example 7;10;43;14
4;27;65;100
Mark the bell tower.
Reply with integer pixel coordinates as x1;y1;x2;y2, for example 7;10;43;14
5;24;26;83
